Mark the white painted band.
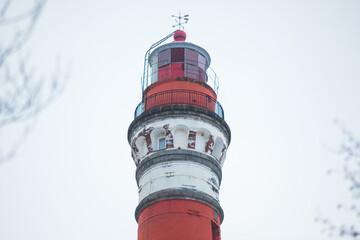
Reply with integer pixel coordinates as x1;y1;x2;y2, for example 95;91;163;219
138;161;220;203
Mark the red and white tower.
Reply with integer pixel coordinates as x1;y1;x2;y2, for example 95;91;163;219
128;27;231;240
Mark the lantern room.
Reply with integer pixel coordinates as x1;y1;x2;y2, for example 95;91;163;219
148;30;211;85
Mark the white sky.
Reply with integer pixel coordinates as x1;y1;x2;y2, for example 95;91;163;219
1;0;360;239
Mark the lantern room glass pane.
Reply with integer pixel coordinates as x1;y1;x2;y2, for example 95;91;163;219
198;54;207;82
151;54;158;83
171;48;184;63
185;49;198;79
185;48;198;65
198;54;206;70
199;68;206;82
186;64;198;79
158;49;170;67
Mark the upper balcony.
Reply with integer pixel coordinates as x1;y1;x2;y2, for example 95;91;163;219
134;89;224;119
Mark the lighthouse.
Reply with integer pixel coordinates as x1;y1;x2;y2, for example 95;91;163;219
128;26;231;240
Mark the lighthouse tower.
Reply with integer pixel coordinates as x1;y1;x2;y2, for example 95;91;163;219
128;28;231;240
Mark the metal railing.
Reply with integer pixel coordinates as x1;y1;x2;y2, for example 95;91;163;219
134;89;224;119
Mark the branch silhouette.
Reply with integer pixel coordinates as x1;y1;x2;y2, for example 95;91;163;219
316;122;360;239
0;0;68;163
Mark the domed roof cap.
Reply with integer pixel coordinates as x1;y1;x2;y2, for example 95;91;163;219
173;30;186;42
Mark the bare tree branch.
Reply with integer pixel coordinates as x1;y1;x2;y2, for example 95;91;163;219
316;122;360;239
0;0;45;67
0;0;68;164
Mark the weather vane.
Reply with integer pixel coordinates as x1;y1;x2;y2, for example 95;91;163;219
171;13;189;30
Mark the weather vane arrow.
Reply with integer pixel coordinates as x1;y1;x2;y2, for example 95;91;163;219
171;13;189;30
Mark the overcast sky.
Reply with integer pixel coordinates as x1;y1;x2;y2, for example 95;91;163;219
1;0;360;239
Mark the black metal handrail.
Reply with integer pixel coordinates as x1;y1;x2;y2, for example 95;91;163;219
134;89;224;119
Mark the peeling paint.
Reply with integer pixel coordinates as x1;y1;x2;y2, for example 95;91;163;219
208;178;219;194
218;145;227;165
165;172;175;177
131;138;140;164
163;124;174;148
137;161;220;202
138;127;154;153
205;135;214;154
188;131;196;149
131;138;138;154
130;119;229;166
162;162;171;168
